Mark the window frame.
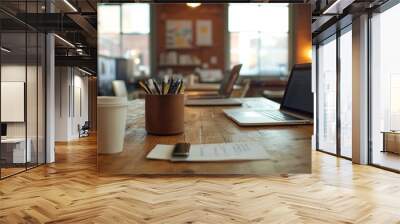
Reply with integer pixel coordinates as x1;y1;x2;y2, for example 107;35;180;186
314;18;353;161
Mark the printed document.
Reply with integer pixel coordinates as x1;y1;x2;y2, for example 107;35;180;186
146;142;270;162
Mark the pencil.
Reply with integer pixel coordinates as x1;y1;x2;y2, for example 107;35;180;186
153;79;161;95
179;84;185;94
139;81;151;94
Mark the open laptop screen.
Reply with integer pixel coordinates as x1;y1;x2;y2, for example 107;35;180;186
280;64;313;117
218;64;242;97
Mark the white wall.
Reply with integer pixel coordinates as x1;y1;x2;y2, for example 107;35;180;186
55;67;89;141
55;67;70;141
71;74;89;138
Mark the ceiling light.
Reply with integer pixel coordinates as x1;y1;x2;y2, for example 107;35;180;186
134;58;141;65
54;34;75;48
186;3;201;8
1;47;11;53
78;67;92;76
63;0;78;12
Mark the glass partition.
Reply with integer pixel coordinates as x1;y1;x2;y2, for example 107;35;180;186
0;2;46;179
1;30;28;177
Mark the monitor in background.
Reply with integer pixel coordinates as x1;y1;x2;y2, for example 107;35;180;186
1;123;7;137
280;63;313;117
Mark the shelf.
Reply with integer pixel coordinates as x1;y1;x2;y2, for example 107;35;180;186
164;48;199;50
158;64;200;67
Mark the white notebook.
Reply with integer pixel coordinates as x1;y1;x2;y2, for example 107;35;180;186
146;142;270;162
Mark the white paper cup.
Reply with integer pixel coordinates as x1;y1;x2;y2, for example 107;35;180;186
97;96;128;154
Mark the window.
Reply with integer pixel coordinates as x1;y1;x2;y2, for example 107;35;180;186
98;5;121;58
316;27;353;158
370;3;400;171
229;4;289;76
120;4;150;76
98;4;150;77
122;4;150;34
98;5;121;34
339;29;352;158
317;37;337;154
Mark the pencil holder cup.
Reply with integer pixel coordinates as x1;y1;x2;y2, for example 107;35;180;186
145;94;184;135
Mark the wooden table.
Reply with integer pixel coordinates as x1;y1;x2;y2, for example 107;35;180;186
98;97;312;176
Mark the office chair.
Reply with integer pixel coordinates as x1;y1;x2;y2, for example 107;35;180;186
79;121;90;138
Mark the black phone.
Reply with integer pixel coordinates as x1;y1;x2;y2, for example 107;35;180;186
172;143;191;157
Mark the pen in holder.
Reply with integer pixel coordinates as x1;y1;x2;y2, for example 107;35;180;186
145;94;184;135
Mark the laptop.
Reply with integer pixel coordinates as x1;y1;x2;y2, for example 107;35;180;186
185;64;243;106
223;64;313;126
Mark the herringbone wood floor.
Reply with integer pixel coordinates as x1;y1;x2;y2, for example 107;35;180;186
1;135;400;223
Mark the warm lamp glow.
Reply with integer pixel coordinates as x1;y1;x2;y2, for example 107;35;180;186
306;48;313;61
186;3;201;8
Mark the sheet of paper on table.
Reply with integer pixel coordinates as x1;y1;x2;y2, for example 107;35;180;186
146;142;271;162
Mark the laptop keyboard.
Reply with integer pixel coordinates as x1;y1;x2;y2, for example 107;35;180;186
260;111;302;121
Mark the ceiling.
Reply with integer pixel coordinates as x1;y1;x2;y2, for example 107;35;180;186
0;0;98;73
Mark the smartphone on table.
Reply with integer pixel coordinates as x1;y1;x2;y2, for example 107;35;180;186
172;143;191;158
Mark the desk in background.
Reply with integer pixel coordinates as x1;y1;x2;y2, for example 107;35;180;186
98;97;312;175
1;138;32;165
185;83;243;98
382;131;400;154
186;83;242;91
